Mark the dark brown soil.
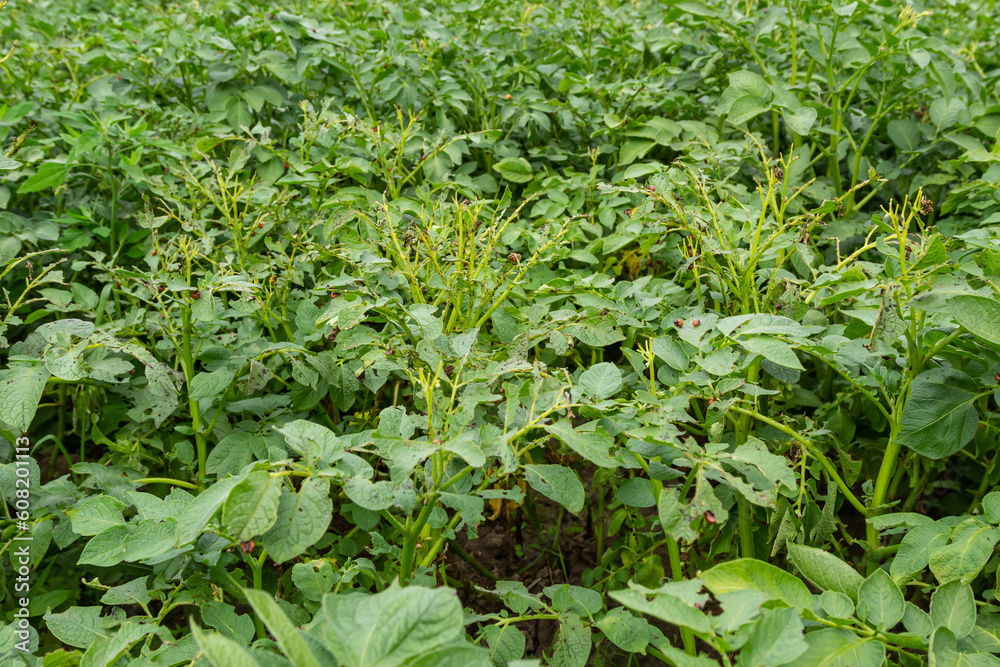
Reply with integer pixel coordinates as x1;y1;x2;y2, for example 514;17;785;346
442;490;598;658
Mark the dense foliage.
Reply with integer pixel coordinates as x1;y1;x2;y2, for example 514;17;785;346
2;0;1000;664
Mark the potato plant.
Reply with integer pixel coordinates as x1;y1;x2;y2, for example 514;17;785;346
1;0;1000;665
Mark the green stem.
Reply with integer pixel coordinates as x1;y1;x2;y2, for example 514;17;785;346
401;496;437;583
447;540;498;581
730;406;869;518
633;451;696;656
180;307;207;486
734;361;761;560
136;477;199;490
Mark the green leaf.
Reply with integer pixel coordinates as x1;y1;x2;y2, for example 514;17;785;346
740;607;808;667
931;581;977;639
343;477;394;511
222;471;282;542
206;432;264;476
80;621;158;667
929;519;999;584
615;477;656;508
594;608;650;654
442;432;486;468
192;623;259;667
0;155;22;170
483;624;526;665
783;106;818;134
550;613;592;667
67;496;128;536
897;369;980;460
929;626;1000;667
402;646;493;667
225;97;253;130
523;464;585;514
701;558;813;610
796;628;885;666
244;588;323;667
292;560;338;602
857;568;905;628
650;337;689;371
577;362;622;399
190;370;235;399
120;519;176;562
314;582;487;666
100;577;152;609
891;521;951;581
17;161;69;193
78;525;130;567
261;478;333;563
203;601;255;646
727;95;771;125
493;157;534;183
984;492;1000;524
739;337;805;370
609;585;712;635
888;120;922;152
728;437;797;496
43;607;108;649
658;487;698;542
787;543;864;602
175;476;241;545
276;420;345;463
949;295;1000;346
0;362;52;431
619;139;656;165
545;421;618;469
820;591;855;619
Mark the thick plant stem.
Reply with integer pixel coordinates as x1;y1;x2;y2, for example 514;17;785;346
181;308;206;486
867;435;902;558
734;360;761;560
738;499;754;560
401;496;437;583
241;550;268;640
641;459;697;657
